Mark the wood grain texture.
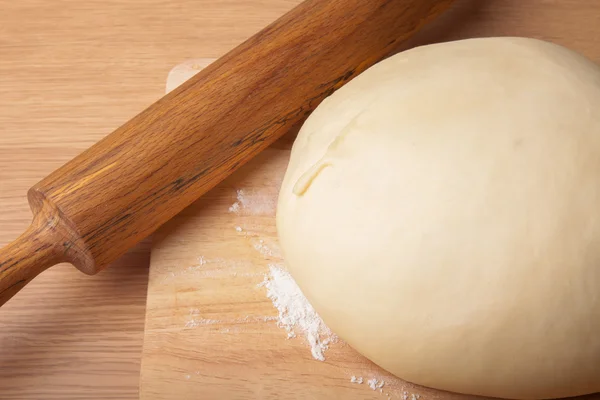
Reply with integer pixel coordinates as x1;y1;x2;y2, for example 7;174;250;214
0;215;62;303
141;1;600;399
0;1;300;398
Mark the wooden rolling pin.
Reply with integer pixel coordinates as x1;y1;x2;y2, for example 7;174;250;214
0;0;454;306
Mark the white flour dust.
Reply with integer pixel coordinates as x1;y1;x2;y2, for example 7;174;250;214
184;308;219;328
351;375;418;398
402;391;421;400
184;307;277;329
196;185;338;362
259;264;336;361
228;185;336;361
164;256;262;283
252;238;282;259
367;378;385;391
184;318;221;328
351;376;385;391
228;189;276;215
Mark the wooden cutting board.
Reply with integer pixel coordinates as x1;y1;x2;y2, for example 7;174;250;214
140;2;600;399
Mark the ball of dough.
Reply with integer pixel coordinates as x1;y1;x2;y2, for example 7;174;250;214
276;37;600;399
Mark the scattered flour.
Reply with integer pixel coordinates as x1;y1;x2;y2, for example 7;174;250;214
228;189;276;215
253;240;272;257
367;378;385;390
402;391;421;400
229;202;241;213
259;264;336;361
162;257;262;281
252;238;282;258
184;315;277;333
185;318;221;328
350;376;364;384
231;191;336;362
187;187;336;361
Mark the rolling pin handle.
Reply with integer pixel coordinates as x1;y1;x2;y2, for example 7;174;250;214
0;220;63;306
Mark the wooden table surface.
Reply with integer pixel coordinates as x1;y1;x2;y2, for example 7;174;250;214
2;0;600;399
0;1;297;398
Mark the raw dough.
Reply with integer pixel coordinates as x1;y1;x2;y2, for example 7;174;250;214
276;37;600;399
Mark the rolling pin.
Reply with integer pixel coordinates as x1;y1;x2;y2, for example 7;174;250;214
0;0;454;306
